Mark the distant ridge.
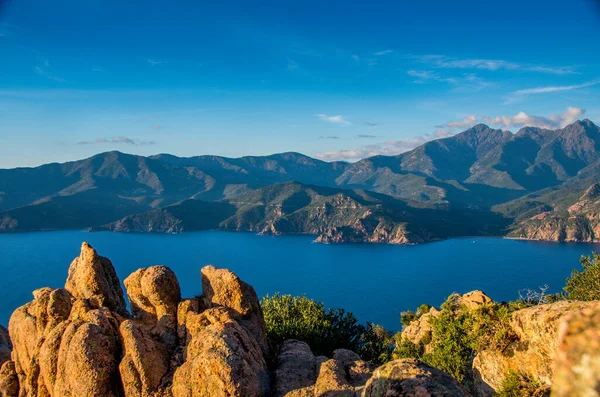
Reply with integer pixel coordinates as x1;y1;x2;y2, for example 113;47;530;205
2;119;600;243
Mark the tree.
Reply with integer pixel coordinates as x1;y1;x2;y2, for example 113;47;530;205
564;252;600;301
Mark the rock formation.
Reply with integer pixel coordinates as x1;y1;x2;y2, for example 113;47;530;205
0;326;10;367
0;242;270;397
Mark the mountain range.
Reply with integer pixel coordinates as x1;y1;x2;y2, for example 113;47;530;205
1;119;599;243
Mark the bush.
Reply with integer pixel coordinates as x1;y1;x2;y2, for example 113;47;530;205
496;370;547;397
261;293;394;364
392;333;423;360
400;310;418;327
564;252;600;301
359;323;394;365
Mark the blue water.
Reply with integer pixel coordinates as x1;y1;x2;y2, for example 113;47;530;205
0;231;598;331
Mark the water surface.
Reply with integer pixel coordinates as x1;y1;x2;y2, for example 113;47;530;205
1;231;598;330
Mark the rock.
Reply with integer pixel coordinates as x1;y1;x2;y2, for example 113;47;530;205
64;242;127;316
0;325;11;367
274;340;317;397
201;265;268;354
400;307;440;351
0;361;19;397
552;304;600;396
314;359;354;397
363;358;471;396
332;349;374;388
171;320;269;397
454;290;492;310
124;265;181;345
472;300;600;395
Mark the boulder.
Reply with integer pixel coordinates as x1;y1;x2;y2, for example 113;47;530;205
0;360;19;397
0;325;11;367
64;242;127;316
454;290;492;310
552;304;600;396
124;266;181;343
472;300;599;395
273;340;317;397
200;265;268;354
171;320;269;397
314;359;354;396
400;307;440;351
363;358;470;396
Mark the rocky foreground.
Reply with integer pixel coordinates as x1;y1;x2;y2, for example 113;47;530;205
0;243;599;396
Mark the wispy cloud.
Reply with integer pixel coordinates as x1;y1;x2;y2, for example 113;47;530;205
152;124;163;130
364;122;378;127
514;80;600;95
411;55;578;75
315;114;351;125
147;59;167;66
374;50;394;56
91;67;105;73
406;70;493;91
357;134;377;138
319;135;341;140
77;137;157;146
35;59;65;82
287;58;300;71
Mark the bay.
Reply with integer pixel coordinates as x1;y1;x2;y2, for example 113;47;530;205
1;230;598;331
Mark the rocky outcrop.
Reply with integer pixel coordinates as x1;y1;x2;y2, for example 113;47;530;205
472;300;600;396
363;359;471;396
273;340;374;397
0;325;10;367
0;242;271;397
552;305;600;396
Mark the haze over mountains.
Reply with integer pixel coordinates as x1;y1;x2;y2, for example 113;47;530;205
1;119;599;243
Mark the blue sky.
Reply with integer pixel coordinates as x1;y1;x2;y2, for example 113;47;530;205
1;0;600;167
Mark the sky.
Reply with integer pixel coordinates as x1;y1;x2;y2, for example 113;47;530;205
1;0;600;168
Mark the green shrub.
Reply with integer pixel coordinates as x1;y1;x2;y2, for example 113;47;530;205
416;303;432;316
496;370;546;397
261;293;393;363
564;252;600;301
392;333;423;360
400;310;418;327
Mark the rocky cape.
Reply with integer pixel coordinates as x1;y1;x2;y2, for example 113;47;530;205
0;243;599;396
3;119;600;244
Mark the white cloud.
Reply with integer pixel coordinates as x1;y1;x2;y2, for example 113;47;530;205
316;107;587;161
35;60;65;82
515;80;600;95
315;114;351;125
77;137;157;145
482;107;585;129
412;55;578;75
374;50;394;56
147;59;167;65
406;70;492;91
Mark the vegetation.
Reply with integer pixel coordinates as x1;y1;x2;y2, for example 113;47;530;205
400;303;432;327
496;371;547;397
261;293;393;364
564;252;600;301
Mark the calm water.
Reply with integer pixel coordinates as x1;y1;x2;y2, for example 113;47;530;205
0;231;598;331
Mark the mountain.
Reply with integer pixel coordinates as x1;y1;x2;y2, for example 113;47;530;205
1;119;599;241
0;152;348;232
93;182;508;244
336;119;600;206
503;181;600;242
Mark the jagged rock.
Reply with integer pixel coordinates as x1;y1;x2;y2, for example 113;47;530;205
38;307;123;397
0;360;19;397
171;320;269;397
274;340;317;397
363;358;470;396
64;242;127;316
0;325;11;367
552;304;600;396
200;265;268;354
472;300;600;395
119;320;171;397
332;349;374;390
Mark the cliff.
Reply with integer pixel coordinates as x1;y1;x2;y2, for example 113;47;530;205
0;243;598;396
